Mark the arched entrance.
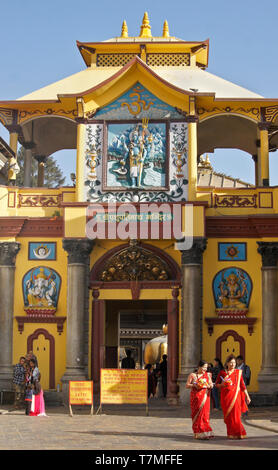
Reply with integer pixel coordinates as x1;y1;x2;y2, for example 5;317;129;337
89;240;181;403
27;328;55;390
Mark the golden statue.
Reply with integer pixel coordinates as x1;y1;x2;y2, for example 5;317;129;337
144;324;168;365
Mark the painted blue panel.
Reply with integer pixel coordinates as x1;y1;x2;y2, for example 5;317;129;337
94;82;182;120
218;243;246;261
28;242;56;260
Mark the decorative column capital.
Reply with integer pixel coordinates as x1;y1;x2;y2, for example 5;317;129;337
181;237;207;265
0;242;21;266
258;121;271;131
63;238;94;264
257;242;278;267
24;142;36;150
34;155;47;165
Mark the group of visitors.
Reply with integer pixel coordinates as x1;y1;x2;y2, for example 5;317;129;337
121;349;168;399
11;351;47;417
186;354;251;440
145;355;167;399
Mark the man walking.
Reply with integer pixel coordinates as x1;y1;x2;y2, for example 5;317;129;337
11;356;26;410
236;355;251;386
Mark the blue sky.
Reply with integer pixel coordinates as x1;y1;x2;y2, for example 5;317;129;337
1;0;278;185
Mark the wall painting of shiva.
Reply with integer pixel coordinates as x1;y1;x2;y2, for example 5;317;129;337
104;120;168;190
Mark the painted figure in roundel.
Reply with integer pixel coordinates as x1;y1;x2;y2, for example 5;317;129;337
218;272;247;309
23;267;61;313
213;268;252;313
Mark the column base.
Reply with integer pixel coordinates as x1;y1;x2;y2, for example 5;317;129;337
178;372;191;406
258;368;278;394
167;396;180;406
61;368;87;405
0;367;14;391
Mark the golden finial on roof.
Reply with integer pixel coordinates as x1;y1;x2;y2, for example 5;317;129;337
139;12;152;38
162;20;170;38
121;20;128;38
198;154;212;170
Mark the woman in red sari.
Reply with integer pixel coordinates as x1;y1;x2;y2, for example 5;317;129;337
216;354;251;439
186;360;214;439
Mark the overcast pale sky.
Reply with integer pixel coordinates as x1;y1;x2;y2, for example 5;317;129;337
1;0;278;185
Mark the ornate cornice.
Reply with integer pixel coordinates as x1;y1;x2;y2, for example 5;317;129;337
180;237;207;265
0;241;21;266
98;240;171;282
15;316;66;335
257;242;278;267
206;216;278;238
62;238;95;264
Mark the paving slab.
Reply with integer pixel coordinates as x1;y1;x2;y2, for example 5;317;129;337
0;401;277;454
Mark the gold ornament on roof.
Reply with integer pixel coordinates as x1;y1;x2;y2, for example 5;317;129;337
139;12;152;38
121;20;128;38
162;20;170;38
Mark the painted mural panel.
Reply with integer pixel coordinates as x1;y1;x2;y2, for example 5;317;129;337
84;82;188;202
105;121;167;189
23;267;61;315
213;267;252;316
84;121;188;202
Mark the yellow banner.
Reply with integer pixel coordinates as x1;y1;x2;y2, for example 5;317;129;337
69;381;93;405
100;369;148;405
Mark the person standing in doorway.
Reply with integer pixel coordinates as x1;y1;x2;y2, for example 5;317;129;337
160;354;168;398
121;349;135;369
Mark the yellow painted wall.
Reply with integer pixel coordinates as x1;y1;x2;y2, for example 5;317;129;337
5;216;275;393
13;237;68;389
201;238;275;392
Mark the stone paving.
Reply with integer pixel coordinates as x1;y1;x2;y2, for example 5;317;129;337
0;401;278;453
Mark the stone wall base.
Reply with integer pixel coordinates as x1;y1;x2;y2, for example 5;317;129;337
250;392;278;407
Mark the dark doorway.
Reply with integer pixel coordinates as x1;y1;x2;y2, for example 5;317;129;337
105;299;167;369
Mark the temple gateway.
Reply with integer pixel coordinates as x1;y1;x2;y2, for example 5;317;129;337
1;13;278;405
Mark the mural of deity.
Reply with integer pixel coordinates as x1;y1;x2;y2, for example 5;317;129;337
213;268;252;314
106;120;166;189
23;267;61;314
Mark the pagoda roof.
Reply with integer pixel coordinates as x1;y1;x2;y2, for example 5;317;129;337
16;58;263;102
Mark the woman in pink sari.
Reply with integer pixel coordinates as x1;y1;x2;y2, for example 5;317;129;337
216;354;251;439
29;379;47;417
186;360;214;439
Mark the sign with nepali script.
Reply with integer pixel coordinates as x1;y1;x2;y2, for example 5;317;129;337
69;381;94;416
100;369;148;405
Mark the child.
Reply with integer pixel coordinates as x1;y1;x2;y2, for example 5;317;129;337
25;383;33;415
24;364;32;415
29;378;47;417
